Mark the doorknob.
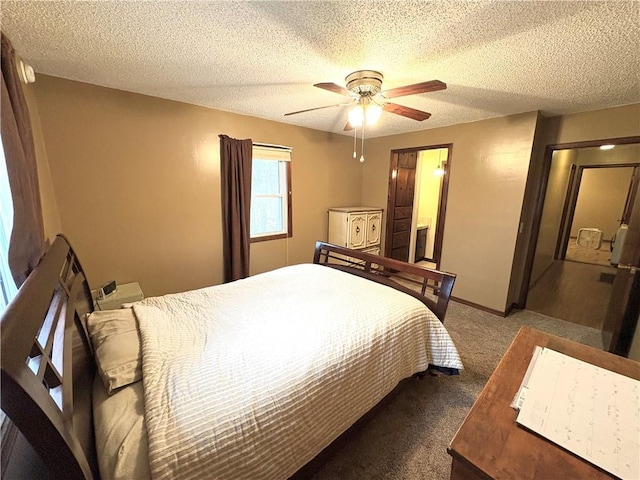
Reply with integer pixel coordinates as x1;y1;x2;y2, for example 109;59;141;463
617;264;638;274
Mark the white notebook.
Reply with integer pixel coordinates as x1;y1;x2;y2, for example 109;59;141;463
515;347;639;480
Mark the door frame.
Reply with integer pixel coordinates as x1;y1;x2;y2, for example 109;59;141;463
603;179;640;356
384;143;452;267
518;135;640;308
555;163;639;261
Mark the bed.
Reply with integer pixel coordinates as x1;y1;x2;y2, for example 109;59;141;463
1;235;462;479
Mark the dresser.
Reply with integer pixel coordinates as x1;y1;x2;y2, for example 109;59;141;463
448;326;639;480
328;207;382;256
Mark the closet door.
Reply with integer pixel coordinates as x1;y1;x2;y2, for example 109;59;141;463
385;151;417;261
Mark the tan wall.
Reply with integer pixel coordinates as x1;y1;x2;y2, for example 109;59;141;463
571;167;634;240
542;104;640;145
362;112;539;312
576;144;640;167
32;75;358;297
29;74;640;313
21;81;61;244
505;112;548;310
530;149;575;284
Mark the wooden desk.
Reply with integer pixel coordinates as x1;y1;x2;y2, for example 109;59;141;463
448;326;640;480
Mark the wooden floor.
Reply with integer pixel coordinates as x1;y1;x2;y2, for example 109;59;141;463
416;259;437;269
564;240;612;266
526;259;616;330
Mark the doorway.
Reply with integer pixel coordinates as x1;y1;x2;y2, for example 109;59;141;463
523;139;640;352
560;165;636;266
384;144;451;268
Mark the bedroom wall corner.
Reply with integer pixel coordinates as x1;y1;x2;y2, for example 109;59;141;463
22;80;61;244
505;111;548;311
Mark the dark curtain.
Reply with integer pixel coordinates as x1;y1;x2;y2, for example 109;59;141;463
1;33;45;287
219;134;252;282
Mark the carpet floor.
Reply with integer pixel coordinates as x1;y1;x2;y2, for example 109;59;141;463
309;301;603;480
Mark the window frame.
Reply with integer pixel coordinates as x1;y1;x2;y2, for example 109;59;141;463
249;146;293;243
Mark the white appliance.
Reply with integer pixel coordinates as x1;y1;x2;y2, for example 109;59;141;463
576;227;603;249
610;224;628;266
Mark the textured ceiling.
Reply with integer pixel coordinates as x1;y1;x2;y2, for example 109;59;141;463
1;1;639;138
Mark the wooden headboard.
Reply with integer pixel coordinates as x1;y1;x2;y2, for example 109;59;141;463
1;235;98;479
313;241;456;322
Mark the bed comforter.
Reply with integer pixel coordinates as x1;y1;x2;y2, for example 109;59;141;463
133;263;462;480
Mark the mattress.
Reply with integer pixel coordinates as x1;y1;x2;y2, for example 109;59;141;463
94;263;462;480
93;377;150;480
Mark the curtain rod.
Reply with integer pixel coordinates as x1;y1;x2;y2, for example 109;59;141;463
253;142;292;152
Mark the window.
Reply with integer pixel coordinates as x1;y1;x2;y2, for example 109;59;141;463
0;134;15;429
0;135;18;312
250;145;292;242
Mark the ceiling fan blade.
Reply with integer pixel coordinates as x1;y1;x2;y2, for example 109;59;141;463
382;80;446;99
314;82;351;96
284;103;349;116
344;121;354;131
383;103;432;121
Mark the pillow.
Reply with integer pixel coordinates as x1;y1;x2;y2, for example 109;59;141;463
86;308;142;395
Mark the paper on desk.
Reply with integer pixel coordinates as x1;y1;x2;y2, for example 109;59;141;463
516;347;640;480
511;345;543;410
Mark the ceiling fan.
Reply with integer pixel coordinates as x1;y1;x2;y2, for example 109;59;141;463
284;70;446;130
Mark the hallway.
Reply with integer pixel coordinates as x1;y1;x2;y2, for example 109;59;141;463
526;259;616;330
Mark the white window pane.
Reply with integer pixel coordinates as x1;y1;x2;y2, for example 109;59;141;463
251;197;284;235
250;146;291;239
252;159;280;195
0;135;18;311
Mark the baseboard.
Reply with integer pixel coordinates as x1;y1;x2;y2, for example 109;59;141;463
451;296;508;317
505;303;519;316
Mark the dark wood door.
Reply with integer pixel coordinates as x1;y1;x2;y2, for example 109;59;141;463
385;151;417;261
602;180;640;356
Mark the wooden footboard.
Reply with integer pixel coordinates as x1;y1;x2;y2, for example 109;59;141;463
313;241;456;322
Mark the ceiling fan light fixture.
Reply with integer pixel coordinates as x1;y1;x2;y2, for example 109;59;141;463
345;70;383;96
348;105;364;127
366;104;383;125
285;69;446;163
349;100;382;128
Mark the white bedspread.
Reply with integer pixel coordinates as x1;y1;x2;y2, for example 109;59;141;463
133;263;462;480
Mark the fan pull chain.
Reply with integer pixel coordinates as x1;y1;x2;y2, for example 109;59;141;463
360;121;365;163
353;125;357;159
